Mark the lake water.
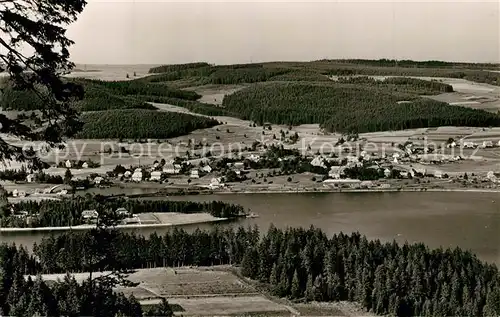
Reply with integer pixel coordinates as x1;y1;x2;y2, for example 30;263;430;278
1;192;499;265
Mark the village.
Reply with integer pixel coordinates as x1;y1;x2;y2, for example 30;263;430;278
3;130;500;205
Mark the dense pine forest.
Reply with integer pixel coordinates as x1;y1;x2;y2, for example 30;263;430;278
0;245;173;316
2;226;499;316
336;76;454;95
77;109;219;139
3;60;499;139
146;60;499;86
325;59;500;69
222;83;500;133
0;197;244;227
0;78;200;112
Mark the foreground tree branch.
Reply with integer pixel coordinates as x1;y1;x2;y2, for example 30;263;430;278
0;0;86;169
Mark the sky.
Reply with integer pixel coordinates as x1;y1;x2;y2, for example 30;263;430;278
66;0;500;65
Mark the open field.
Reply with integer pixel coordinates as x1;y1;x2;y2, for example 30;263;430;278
26;266;378;316
32;267;295;316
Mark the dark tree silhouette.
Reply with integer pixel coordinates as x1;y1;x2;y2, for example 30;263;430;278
0;0;87;169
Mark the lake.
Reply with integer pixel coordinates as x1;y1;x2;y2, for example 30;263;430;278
1;192;499;265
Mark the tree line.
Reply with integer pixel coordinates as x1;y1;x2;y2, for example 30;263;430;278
222;83;500;133
1;77;201;112
336;76;454;94
2;225;499;316
77;109;219;139
325;59;500;69
145;61;499;87
0;243;174;316
0;196;245;228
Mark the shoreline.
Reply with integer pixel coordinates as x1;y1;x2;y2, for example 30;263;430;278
212;187;500;194
0;217;228;233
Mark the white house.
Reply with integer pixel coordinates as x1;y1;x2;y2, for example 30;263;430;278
487;171;496;181
116;207;129;216
12;189;26;198
311;156;326;168
346;156;360;163
384;168;391;178
323;178;361;189
208;177;224;189
82;162;89;169
82;209;98;220
26;174;35;183
65;160;72;168
400;171;409;178
463;141;476;149
56;190;68;196
328;166;344;179
94;176;104;185
202;165;213;173
360;181;374;189
190;169;200;179
234;162;244;169
483;141;494;148
248;154;261;162
163;163;180;174
150;171;162;181
392;153;401;159
122;215;141;225
124;171;132;178
132;169;143;182
211;177;223;185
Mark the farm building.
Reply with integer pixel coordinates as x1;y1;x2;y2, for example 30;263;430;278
116;207;129;216
311;156;326;168
202;165;213;173
163;163;181;174
82;210;98;220
248;154;261;162
190;170;200;179
132;169;143;182
384;168;391;178
12;189;26;198
482;141;494;148
82;162;89;169
150;171;162;181
65;160;72;168
26;174;35;183
328;166;344;179
323;179;362;189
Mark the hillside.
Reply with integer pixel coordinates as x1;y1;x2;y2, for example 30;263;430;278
0;78;200;112
222;83;500;133
77;109;219;139
146;59;499;86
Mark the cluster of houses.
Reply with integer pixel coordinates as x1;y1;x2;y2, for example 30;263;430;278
81;207;140;225
60;160;96;169
448;140;500;149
